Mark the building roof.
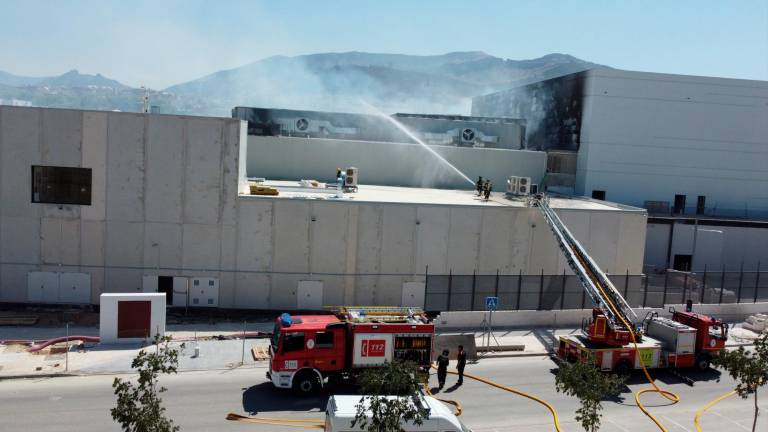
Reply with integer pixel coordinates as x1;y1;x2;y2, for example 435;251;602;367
241;180;643;212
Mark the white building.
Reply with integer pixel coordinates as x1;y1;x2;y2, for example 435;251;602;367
473;68;768;271
0;105;647;309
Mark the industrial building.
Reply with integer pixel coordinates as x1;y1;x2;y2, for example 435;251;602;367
0;105;646;309
473;67;768;271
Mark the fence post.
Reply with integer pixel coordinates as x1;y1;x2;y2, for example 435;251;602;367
471;269;477;311
446;270;453;311
682;272;688;304
719;266;725;304
662;270;669;306
516;270;522;310
642;274;649;308
560;269;566;310
737;262;744;304
494;269;500;298
755;262;761;304
701;265;707;304
538;269;544;311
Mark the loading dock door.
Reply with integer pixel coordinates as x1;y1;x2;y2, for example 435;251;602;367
297;281;323;310
117;301;151;338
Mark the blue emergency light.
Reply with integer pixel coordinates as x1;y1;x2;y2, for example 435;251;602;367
281;313;293;326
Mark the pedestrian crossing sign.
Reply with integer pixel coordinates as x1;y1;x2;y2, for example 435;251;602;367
485;296;498;311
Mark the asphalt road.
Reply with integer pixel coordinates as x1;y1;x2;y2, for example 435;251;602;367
0;356;765;432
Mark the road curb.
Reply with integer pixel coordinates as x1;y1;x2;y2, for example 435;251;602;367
0;372;80;381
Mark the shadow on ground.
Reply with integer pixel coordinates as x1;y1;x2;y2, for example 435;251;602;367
242;382;359;415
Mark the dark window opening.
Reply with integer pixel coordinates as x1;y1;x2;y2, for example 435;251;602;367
315;331;334;348
31;165;92;205
673;194;686;214
696;196;706;215
283;332;305;352
158;276;173;305
591;190;606;200
673;254;692;272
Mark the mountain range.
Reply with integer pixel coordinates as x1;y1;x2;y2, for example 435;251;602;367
0;51;600;116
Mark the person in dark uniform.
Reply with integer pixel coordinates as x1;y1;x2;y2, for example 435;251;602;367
436;349;450;389
456;345;467;385
476;176;484;196
484;181;493;200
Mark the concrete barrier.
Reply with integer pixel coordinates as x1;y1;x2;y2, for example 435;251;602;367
435;302;768;330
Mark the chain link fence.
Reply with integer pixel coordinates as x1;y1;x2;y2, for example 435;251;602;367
425;269;768;312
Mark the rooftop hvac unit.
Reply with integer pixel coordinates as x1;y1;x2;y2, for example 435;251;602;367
518;177;531;195
460;128;477;145
506;176;519;194
344;167;358;191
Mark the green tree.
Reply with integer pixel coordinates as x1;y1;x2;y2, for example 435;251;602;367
111;335;184;432
351;360;430;432
712;333;768;432
555;354;627;432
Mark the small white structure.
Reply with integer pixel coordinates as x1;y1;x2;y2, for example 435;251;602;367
99;293;166;344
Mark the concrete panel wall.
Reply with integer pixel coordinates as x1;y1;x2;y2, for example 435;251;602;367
0;106;646;309
0;107;243;303
247;136;547;190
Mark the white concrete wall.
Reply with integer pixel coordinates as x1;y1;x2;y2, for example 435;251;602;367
247;136;547;190
99;293;166;344
578;68;768;218
0;106;242;305
0;106;646;310
644;221;768;271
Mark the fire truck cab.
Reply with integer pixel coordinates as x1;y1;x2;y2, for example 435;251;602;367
268;307;434;394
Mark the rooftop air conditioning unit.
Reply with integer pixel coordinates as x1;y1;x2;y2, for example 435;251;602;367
344;167;358;190
460;128;477;145
506;176;519;194
518;177;531;195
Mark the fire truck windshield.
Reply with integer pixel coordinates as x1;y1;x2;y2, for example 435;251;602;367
709;324;726;339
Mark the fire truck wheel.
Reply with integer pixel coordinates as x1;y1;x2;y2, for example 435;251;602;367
293;370;319;395
695;355;711;372
615;360;632;375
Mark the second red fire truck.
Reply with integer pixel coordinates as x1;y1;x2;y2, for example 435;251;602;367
267;306;434;394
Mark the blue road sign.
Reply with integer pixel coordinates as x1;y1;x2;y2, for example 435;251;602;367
485;296;498;311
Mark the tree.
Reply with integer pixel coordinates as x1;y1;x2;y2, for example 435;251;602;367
111;335;184;432
351;360;430;432
712;333;768;432
555;354;627;432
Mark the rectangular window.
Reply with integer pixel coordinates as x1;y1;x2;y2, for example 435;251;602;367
673;194;686;214
31;165;92;205
696;196;706;215
283;332;305;352
315;331;334;348
591;190;606;200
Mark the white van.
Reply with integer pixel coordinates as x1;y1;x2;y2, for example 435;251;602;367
324;393;471;432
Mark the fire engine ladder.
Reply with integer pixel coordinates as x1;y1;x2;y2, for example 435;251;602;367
534;195;639;333
333;306;428;323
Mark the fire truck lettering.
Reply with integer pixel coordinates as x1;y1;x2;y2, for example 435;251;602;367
361;339;386;357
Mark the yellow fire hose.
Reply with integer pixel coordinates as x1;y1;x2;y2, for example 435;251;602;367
693;390;737;431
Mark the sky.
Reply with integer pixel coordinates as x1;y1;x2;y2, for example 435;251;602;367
1;0;767;89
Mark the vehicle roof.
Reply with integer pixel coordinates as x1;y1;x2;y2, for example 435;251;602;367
328;395;461;429
279;314;340;331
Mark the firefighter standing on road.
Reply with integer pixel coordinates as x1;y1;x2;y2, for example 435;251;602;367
456;345;467;385
436;349;450;389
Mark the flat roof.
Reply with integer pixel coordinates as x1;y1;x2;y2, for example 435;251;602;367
240;180;643;212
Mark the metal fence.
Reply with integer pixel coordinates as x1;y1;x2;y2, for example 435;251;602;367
424;269;768;312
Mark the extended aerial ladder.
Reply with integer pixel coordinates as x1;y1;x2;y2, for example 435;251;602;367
531;194;640;345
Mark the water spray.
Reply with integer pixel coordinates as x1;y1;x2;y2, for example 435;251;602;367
359;101;475;187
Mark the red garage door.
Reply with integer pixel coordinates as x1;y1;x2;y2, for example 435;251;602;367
117;300;151;338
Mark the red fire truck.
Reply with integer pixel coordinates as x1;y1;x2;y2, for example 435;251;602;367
557;307;728;373
267;307;434;394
